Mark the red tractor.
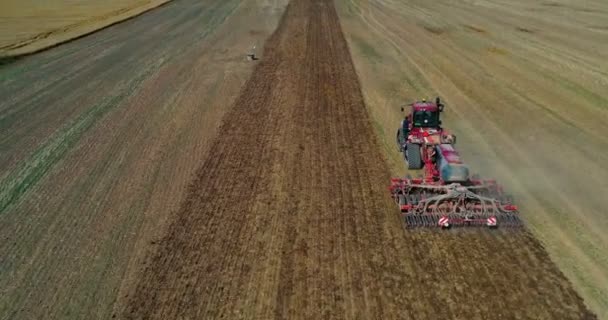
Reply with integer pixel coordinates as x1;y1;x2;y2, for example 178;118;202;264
396;97;456;172
391;97;523;229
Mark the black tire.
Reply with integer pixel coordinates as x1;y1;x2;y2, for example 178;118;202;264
398;194;407;206
396;129;403;152
406;143;422;169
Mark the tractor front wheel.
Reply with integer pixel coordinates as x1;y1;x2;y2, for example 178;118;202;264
396;129;403;152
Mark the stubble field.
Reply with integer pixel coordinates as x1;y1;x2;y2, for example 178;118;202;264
0;0;179;57
0;0;288;318
336;0;608;316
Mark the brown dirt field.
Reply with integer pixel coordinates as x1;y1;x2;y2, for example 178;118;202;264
336;0;608;316
0;0;288;318
0;0;171;58
121;0;596;319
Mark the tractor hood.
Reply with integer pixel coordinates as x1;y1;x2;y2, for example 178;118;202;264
410;128;442;144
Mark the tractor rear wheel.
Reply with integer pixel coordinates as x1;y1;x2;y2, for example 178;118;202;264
406;143;422;169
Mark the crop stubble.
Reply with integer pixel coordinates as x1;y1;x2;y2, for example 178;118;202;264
122;0;595;319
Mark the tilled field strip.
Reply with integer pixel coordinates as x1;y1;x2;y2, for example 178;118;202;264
121;0;595;319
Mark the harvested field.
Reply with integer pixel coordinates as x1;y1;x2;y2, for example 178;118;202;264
336;0;608;316
0;0;171;57
0;0;288;318
121;0;595;319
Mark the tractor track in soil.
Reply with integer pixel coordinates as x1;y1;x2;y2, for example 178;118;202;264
121;0;595;318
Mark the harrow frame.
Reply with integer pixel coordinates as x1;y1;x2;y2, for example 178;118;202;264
389;177;523;229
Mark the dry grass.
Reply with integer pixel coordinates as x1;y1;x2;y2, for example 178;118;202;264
0;0;288;318
336;0;608;317
0;0;171;57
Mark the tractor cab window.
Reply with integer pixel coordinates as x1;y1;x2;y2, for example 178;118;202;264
412;110;439;127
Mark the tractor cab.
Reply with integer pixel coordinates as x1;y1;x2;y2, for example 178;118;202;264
410;97;444;128
412;106;440;128
397;97;454;155
400;97;445;134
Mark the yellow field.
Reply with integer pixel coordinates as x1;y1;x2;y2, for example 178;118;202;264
336;0;608;317
0;0;170;57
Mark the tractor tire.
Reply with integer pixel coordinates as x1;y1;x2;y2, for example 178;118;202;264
406;143;423;169
396;129;403;152
398;194;407;206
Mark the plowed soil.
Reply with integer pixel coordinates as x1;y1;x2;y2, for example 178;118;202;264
121;0;595;319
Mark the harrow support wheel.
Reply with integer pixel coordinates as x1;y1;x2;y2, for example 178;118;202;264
397;194;406;205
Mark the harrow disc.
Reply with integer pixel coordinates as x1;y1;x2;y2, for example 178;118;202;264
391;178;525;229
496;213;524;228
403;213;524;229
404;214;440;228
